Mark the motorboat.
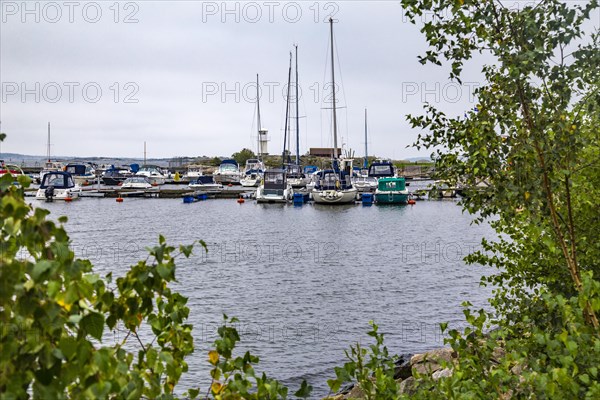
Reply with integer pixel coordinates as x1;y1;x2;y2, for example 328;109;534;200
35;171;81;201
188;175;223;193
135;165;167;185
102;165;133;185
375;177;409;204
286;164;309;188
213;159;241;185
121;176;153;189
65;163;96;185
240;159;264;187
255;169;293;203
428;180;457;198
183;165;204;182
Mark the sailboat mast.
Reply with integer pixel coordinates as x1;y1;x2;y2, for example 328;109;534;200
47;122;51;162
295;44;300;165
256;74;262;158
364;108;368;168
329;18;338;159
144;141;147;166
282;52;292;168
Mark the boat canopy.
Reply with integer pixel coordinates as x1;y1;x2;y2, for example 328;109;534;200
303;165;318;174
314;169;353;190
263;169;287;189
377;177;406;191
40;172;76;189
65;164;89;175
368;162;395;178
221;159;239;167
192;175;217;185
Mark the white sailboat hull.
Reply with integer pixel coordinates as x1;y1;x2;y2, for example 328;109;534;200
312;188;357;204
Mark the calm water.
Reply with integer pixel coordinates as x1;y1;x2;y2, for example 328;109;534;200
30;191;495;396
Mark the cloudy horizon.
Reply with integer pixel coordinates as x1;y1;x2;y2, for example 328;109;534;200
2;1;593;160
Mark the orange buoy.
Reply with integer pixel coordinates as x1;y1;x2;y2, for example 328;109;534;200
237;198;245;204
408;199;416;205
116;197;124;203
228;183;233;187
64;197;73;202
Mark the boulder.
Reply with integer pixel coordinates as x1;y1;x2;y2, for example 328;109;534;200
411;348;457;375
399;377;417;396
432;368;453;380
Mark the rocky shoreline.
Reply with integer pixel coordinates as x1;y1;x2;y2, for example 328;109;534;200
326;347;458;399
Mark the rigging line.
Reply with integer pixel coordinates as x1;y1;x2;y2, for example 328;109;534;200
250;101;257;152
333;30;350;151
321;25;332;151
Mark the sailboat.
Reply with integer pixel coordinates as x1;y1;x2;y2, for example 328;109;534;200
353;109;378;192
312;18;358;205
286;45;310;189
241;75;266;187
255;56;294;203
38;122;64;183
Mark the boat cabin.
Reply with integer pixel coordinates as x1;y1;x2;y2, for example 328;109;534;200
263;169;287;195
40;171;76;189
368;162;395;178
65;163;93;176
377;177;406;192
314;169;353;190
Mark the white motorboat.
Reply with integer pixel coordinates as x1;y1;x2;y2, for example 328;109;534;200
255;169;293;203
121;176;153;189
213;159;241;184
65;163;96;185
188;175;223;193
240;159;264;187
35;171;81;201
183;165;204;182
135;165;167;185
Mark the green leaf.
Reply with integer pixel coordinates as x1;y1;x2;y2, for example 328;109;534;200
81;313;105;341
293;380;312;399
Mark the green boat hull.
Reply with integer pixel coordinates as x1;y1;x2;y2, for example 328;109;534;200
375;192;409;204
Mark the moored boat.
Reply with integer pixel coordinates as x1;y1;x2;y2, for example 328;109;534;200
183;165;204;182
311;19;357;205
375;177;409;204
35;171;81;201
135;165;167;185
188;175;223;193
121;176;153;189
102;165;133;185
240;159;264;187
65;163;96;185
213;159;241;184
255;168;293;203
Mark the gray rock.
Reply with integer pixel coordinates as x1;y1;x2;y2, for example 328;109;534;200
399;377;417;396
432;368;453;380
411;348;456;376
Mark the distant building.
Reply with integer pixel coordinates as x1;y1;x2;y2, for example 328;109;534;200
309;148;342;157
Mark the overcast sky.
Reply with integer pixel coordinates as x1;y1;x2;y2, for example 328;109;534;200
1;1;597;160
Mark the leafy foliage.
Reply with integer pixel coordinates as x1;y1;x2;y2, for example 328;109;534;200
326;322;399;400
231;149;257;166
399;0;600;397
